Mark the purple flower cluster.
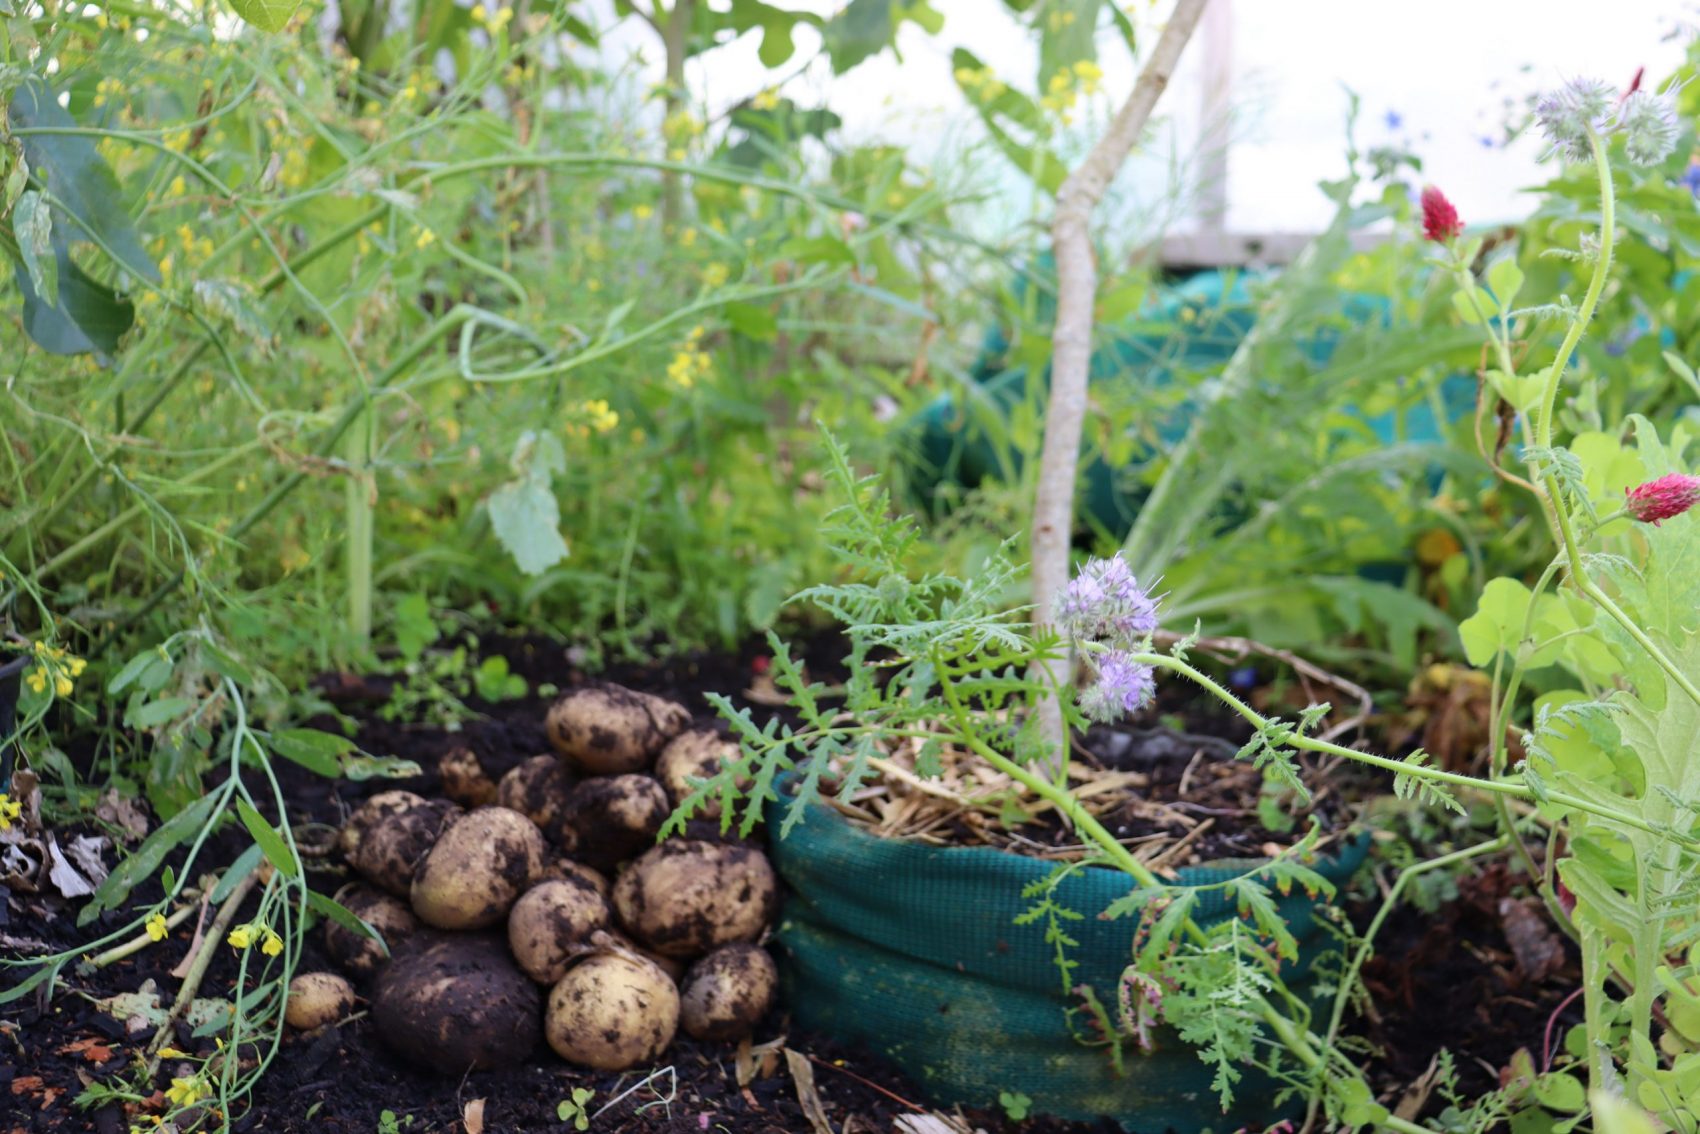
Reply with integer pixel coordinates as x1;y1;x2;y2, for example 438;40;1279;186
1058;554;1160;724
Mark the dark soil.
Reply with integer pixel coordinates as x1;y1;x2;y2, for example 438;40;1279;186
2;635;1578;1133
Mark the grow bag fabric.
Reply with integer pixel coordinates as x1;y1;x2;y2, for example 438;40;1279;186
766;795;1368;1132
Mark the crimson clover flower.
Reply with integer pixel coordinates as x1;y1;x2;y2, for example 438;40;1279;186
1626;473;1700;526
1419;186;1464;243
1057;554;1159;647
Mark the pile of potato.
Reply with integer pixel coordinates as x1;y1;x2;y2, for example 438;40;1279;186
300;683;780;1076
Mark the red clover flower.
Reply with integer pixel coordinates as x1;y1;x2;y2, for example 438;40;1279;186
1626;473;1700;526
1420;186;1464;243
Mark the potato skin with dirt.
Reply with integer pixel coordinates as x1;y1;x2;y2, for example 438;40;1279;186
285;972;356;1031
323;884;420;980
533;856;611;897
410;807;545;929
507;878;613;984
613;840;778;959
679;944;776;1041
545;952;679;1071
497;755;577;835
439;745;501;807
555;774;670;871
373;935;541;1073
655;730;739;818
339;791;462;897
545;685;691;775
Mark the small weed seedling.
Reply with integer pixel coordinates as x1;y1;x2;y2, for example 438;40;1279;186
557;1087;596;1130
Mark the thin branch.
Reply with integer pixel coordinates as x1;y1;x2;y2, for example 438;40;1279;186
1030;0;1213;772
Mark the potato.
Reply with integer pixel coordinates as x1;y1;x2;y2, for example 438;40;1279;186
339;791;462;897
410;807;546;930
285;972;356;1031
555;774;670;871
508;878;614;984
497;754;577;835
532;856;611;897
613;840;778;959
655;730;740;818
679;944;777;1042
545;952;678;1071
439;745;500;807
596;928;686;982
323;884;420;980
546;685;691;775
373;935;541;1074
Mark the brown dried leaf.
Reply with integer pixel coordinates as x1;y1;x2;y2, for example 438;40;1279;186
95;790;151;842
783;1048;834;1134
1497;897;1565;983
463;1097;486;1134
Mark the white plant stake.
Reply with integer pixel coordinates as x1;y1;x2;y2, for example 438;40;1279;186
1030;0;1212;769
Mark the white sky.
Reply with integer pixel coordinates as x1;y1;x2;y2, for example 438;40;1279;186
592;0;1696;239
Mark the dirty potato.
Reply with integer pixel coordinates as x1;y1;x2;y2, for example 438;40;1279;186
373;934;541;1074
497;754;577;835
410;807;545;930
285;972;357;1031
438;745;501;807
323;884;420;981
679;944;777;1042
545;686;691;775
612;840;778;959
339;791;462;897
507;878;614;984
544;952;678;1071
532;855;611;897
654;730;741;819
554;774;670;871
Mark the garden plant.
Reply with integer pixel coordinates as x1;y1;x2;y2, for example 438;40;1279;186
4;0;1700;1132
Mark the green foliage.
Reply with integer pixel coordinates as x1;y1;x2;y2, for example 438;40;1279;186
556;1087;595;1131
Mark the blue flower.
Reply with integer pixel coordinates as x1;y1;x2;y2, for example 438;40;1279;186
1057;554;1160;646
1078;650;1156;723
1681;160;1700;197
1384;109;1403;132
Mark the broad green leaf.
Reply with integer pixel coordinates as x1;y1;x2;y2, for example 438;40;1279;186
1458;577;1533;666
1037;0;1099;93
1592;1090;1657;1134
306;890;389;950
725;301;778;341
270;728;357;777
211;844;265;903
225;0;302;32
8;79;158;284
127;696;193;729
486;431;570;576
1485;255;1525;310
12;247;135;355
822;0;892;74
236;797;300;878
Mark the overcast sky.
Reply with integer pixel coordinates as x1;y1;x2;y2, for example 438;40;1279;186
593;1;1695;238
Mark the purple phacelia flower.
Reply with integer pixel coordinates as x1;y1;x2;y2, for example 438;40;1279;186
1057;554;1160;646
1535;77;1615;163
1078;650;1156;724
1616;90;1679;167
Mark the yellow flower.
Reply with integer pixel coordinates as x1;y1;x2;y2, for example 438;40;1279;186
68;656;87;677
25;670;45;694
158;1047;188;1059
0;793;21;829
633;204;654;221
227;926;253;950
679;227;697;248
415;228;436;250
470;3;486;21
55;675;73;698
261;929;283;957
752;89;779;111
146;913;169;941
702;262;729;289
579;399;618;433
164;1075;208;1108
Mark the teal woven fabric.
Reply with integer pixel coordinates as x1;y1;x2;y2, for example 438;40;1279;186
766;795;1368;1132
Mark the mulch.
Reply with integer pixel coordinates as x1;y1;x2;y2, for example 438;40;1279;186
2;634;1580;1133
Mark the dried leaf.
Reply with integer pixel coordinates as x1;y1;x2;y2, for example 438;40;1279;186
96;791;151;842
783;1048;834;1134
45;836;97;898
1498;897;1565;983
463;1097;486;1134
63;835;110;886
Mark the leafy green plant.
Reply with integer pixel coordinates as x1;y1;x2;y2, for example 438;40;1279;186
557;1087;596;1131
997;1090;1032;1121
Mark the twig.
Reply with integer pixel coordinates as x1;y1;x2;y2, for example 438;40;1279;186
1030;0;1213;773
1153;627;1376;740
145;864;260;1072
81;889;206;970
804;1051;926;1113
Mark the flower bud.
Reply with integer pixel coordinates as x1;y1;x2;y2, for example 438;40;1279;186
1626;473;1700;526
1616;90;1678;167
1535;77;1615;163
1420;186;1464;243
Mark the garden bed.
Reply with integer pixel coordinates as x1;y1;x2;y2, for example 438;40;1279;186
4;636;1579;1133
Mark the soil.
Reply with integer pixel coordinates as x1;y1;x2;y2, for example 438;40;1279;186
2;634;1580;1133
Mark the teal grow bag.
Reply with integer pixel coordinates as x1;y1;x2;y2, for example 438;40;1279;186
766;790;1369;1133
